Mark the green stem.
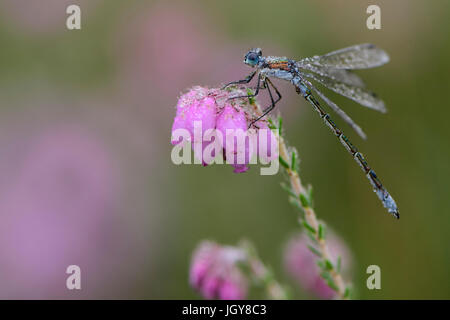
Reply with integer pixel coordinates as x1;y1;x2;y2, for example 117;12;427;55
249;98;350;300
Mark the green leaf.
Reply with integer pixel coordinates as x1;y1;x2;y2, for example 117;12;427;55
344;287;351;298
306;230;317;243
317;260;325;270
337;256;342;273
302;220;316;234
299;193;310;208
280;183;297;198
307;185;313;206
318;224;324;240
288;197;303;212
279;156;290;169
320;271;338;292
320;270;331;281
307;245;322;258
246;88;255;104
324;259;334;271
326;279;339;292
267;118;275;128
278;116;283;133
291;150;297;171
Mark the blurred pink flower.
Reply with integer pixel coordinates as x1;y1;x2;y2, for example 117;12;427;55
284;230;353;299
171;86;278;172
190;241;248;300
0;124;126;298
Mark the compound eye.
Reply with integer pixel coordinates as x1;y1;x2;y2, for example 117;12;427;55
247;53;257;63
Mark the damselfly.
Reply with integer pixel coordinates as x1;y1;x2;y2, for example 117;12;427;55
223;44;399;218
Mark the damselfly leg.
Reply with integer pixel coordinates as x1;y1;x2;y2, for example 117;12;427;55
225;73;283;127
226;73;263;102
250;78;282;125
222;70;257;89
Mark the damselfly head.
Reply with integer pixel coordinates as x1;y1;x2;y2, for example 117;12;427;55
244;48;262;67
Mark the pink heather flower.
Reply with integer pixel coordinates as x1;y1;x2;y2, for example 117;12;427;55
189;241;248;300
171;87;217;165
171;86;278;172
216;105;253;173
284;231;353;299
173;88;217;143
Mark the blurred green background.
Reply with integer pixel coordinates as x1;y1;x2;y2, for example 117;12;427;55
0;0;449;299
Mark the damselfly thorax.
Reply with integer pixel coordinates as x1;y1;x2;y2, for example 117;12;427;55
259;57;312;96
223;44;399;218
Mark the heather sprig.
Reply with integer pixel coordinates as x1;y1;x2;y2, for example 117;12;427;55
189;240;288;300
251;95;352;299
284;231;353;299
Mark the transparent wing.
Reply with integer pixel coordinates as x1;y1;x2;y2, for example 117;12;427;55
302;72;387;113
303;79;367;139
297;43;390;70
298;64;365;87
